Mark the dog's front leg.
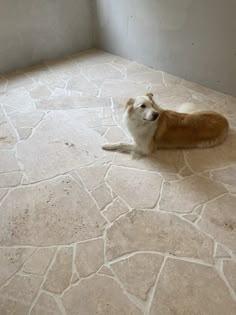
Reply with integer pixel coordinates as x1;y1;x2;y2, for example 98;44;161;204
102;142;134;154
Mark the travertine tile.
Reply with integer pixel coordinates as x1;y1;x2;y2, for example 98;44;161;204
104;126;128;143
0;108;17;149
150;258;236;315
113;149;185;173
100;79;149;98
31;292;63;315
30;85;52;99
43;247;73;294
98;265;114;277
107;166;162;208
223;260;236;293
150;85;192;110
4;71;35;91
0;87;35;112
159;175;226;213
75;239;104;277
126;62;155;76
111;253;163;300
76;164;109;190
215;244;231;259
61;275;142;315
23;248;56;276
0;274;43;314
17;111;108;183
0;172;22;188
103;197;129;222
185;131;236;172
0;247;34;286
67;74;99;95
17;127;32;139
9;111;45;129
198;194;236;250
163;72;182;86
36;95;111;110
127;70;163;85
92;183;113;210
0;151;19;173
211;165;236;187
106;210;213;263
81;63;124;81
0;176;106;246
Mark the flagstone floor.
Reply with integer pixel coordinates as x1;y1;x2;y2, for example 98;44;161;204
0;49;236;314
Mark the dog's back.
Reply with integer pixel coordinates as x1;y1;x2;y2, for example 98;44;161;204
153;109;229;149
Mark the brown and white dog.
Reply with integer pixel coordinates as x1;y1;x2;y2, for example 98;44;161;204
102;93;229;157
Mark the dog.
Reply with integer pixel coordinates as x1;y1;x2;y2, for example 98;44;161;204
102;93;229;157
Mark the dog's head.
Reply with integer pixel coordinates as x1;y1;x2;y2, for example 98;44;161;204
125;93;161;122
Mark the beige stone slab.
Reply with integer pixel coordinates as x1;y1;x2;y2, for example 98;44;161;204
30;85;52;99
127;70;163;85
126;62;155;76
0;274;43;314
92;183;114;210
0;87;35;112
198;194;236;251
81;63;124;81
215;244;231;258
75;238;104;277
150;258;236;315
36;95;111;110
61;274;142;315
17;127;32;139
185;131;236;172
0;151;19;173
100;79;149;98
23;247;56;276
0;176;106;246
10;111;45;129
107;166;162;209
67;74;99;96
0;247;34;286
223;260;236;293
111;253;163;300
43;247;73;294
159;175;226;213
31;292;63;315
76;164;109;190
0;108;17;150
103;197;129;222
0;172;22;188
150;85;192;110
211;165;236;187
106;210;213;263
113;149;185;173
17;111;108;183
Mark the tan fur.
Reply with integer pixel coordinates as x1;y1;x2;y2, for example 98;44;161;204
150;110;228;152
102;93;229;157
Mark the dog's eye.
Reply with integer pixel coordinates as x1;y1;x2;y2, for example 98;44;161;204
140;104;146;109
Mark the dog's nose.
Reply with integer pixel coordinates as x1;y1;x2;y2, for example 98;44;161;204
152;112;159;120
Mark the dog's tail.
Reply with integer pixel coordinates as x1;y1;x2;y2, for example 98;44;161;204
177;102;203;114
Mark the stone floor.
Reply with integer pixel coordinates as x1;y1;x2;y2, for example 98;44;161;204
0;49;236;315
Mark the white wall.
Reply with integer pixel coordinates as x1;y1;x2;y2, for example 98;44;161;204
93;0;236;96
0;0;94;73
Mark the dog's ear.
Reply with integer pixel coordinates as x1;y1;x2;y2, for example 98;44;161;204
146;93;154;100
126;98;135;106
125;98;135;113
